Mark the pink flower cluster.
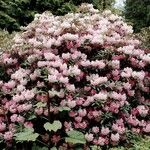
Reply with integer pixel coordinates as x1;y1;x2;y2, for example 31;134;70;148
0;3;149;149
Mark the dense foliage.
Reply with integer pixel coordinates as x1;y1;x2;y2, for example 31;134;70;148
124;0;150;32
0;30;15;51
0;0;115;32
0;4;150;150
136;27;150;49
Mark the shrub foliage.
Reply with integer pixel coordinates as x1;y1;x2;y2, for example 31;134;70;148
0;4;149;150
124;0;150;32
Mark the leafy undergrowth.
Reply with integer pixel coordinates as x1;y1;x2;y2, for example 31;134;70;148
0;30;15;51
110;136;150;150
135;27;150;49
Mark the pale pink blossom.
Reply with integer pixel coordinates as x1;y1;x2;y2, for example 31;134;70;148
17;116;25;123
0;123;6;131
111;133;120;142
101;127;110;135
143;123;150;133
4;80;16;89
4;131;13;141
66;84;75;92
92;126;99;133
44;52;55;60
98;137;105;146
94;92;107;100
85;133;94;142
137;105;148;117
67;100;76;108
24;122;33;128
10;114;18;123
23;90;35;100
78;109;87;117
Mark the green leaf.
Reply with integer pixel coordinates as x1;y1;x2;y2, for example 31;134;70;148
44;120;62;132
65;130;86;144
90;145;102;150
58;106;71;112
51;147;57;150
14;128;39;142
65;137;86;144
35;102;47;108
32;144;48;150
28;114;36;120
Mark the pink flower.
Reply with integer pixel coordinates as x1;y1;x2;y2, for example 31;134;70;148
84;86;91;91
78;121;87;129
78;109;87;117
109;102;120;113
69;111;77;117
92;126;99;133
85;133;94;142
23;90;35;100
101;127;110;135
137;105;148;117
64;121;72;130
20;79;27;85
121;67;133;78
128;115;139;126
30;73;37;80
4;80;16;89
67;100;76;108
17;105;24;113
132;128;140;133
59;77;69;84
127;90;135;96
143;123;150;133
37;61;48;67
80;60;91;67
10;114;18;122
17;116;25;123
16;85;25;92
44;52;55;60
23;104;32;111
0;81;3;87
51;135;61;144
94;92;107;100
132;71;145;80
0;123;6;131
13;94;24;102
91;77;108;85
98;137;105;146
9;105;17;113
92;110;100;118
66;84;75;92
112;123;125;134
35;108;43;115
75;116;82;122
48;75;57;83
123;82;131;90
24;122;33;128
76;98;84;105
111;60;120;69
62;53;71;60
4;131;13;141
111;133;120;142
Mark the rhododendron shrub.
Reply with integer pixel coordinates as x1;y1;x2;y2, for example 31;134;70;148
0;4;150;150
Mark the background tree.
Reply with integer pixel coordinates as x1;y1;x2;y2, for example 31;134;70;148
124;0;150;32
0;0;115;32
